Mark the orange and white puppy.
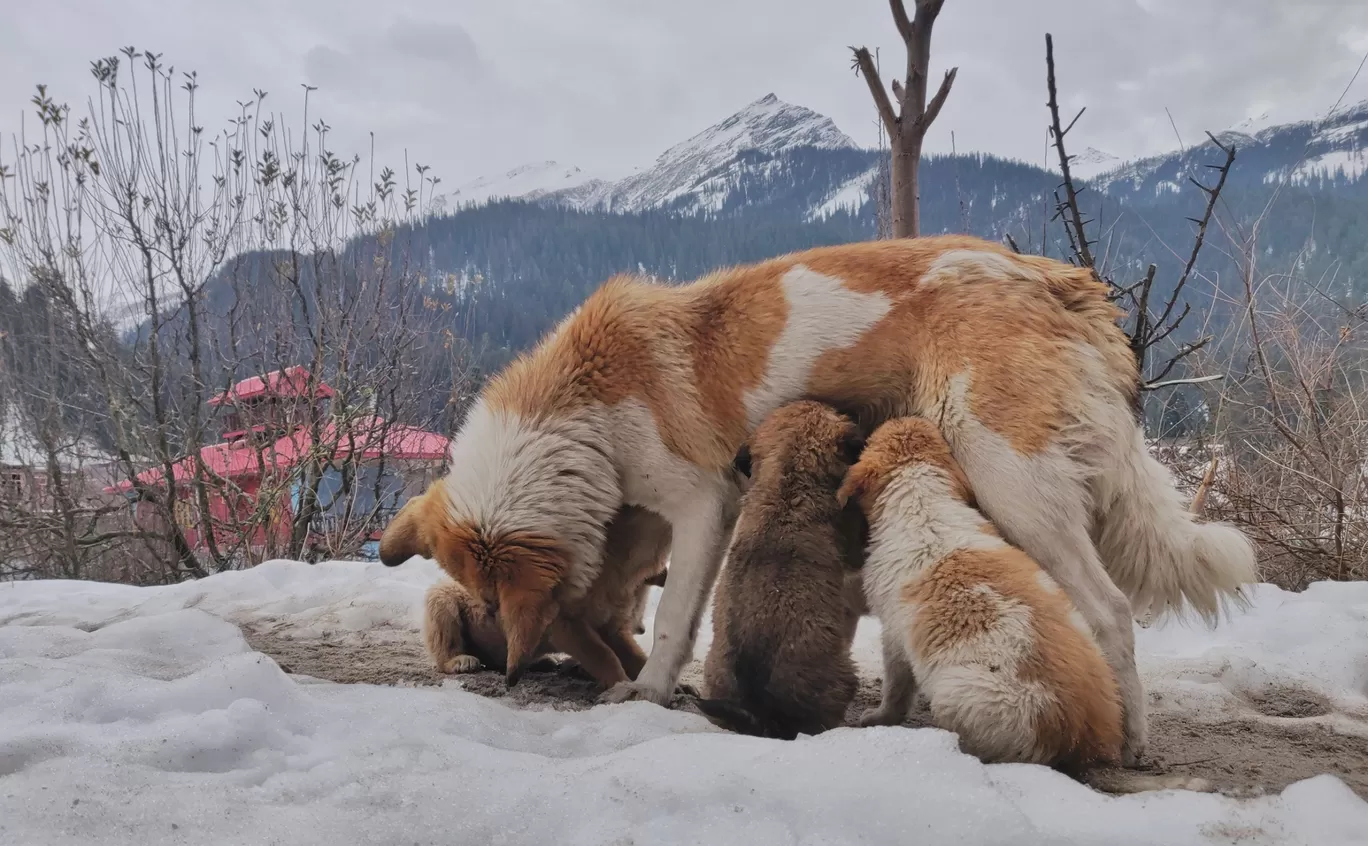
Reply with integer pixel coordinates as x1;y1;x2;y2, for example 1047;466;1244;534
378;234;1255;763
388;499;671;689
839;417;1123;769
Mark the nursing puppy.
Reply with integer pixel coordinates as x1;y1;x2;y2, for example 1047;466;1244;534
395;503;670;688
839;417;1123;770
379;234;1257;763
423;561;666;676
698;401;866;740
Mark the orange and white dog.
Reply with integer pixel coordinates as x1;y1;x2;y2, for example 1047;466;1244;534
839;416;1123;769
379;234;1255;763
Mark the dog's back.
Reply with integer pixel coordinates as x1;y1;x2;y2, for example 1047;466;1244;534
700;401;865;739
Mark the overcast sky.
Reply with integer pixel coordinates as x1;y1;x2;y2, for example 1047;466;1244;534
4;0;1368;187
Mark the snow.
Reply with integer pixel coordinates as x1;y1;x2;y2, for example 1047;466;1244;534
446;161;611;209
807;166;879;221
1068;146;1123;180
0;404;115;471
3;564;1368;845
1136;582;1368;721
1281;149;1368;185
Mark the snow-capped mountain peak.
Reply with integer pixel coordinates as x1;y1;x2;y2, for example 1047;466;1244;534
1068;146;1123;180
655;92;856;164
456;94;862;216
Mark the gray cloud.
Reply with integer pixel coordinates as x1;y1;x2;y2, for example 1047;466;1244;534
3;0;1367;188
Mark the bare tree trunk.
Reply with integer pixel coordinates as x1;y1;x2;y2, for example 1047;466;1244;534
852;0;957;238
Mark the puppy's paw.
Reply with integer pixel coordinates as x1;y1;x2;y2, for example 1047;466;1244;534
440;654;482;674
598;680;671;706
674;682;700;698
857;707;904;727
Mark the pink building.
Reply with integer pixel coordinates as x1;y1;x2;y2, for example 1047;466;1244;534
111;367;448;559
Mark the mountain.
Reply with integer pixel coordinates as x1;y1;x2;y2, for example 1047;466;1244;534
459;94;875;219
1095;100;1368;196
108;91;1368;438
447;161;606;208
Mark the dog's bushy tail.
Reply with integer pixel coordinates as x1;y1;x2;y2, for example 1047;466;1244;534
1093;428;1257;623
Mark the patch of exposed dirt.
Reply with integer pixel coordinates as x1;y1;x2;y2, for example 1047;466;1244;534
1087;710;1368;799
244;627;1368;799
1244;686;1333;719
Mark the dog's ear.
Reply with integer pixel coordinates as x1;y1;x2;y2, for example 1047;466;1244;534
497;533;569;687
731;443;752;479
379;492;435;567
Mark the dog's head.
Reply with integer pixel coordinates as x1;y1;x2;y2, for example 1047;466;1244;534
837;416;973;513
380;485;569;687
738;400;864;487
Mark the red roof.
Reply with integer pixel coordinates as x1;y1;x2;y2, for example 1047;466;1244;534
108;417;448;493
208;366;335;407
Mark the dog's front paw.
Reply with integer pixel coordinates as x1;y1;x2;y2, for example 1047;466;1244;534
857;707;904;727
598;680;671;706
440;654;482;674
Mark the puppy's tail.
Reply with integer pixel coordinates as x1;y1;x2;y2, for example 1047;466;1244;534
1093;427;1257;624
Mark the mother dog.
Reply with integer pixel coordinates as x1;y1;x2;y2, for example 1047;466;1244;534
379;234;1255;762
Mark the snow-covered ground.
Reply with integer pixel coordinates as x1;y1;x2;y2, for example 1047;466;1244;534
3;561;1368;845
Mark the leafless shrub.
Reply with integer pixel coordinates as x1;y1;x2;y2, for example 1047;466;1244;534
1183;252;1368;589
0;50;472;583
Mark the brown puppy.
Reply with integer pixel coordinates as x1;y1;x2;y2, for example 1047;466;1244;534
410;504;670;687
698;401;866;740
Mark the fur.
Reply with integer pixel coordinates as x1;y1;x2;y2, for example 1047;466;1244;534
699;401;866;740
839;417;1124;770
400;502;669;687
378;234;1257;763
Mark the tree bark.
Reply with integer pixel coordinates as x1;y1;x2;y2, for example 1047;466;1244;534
853;0;956;239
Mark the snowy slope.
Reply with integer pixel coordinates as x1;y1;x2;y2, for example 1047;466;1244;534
1092;99;1368;196
4;563;1368;845
446;161;608;209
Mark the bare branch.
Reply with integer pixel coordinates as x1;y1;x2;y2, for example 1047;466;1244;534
1045;33;1094;270
851;47;898;135
915;68;958;133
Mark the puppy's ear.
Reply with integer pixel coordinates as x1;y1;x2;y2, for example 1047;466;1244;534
379;492;434;567
731;443;753;479
835;465;868;510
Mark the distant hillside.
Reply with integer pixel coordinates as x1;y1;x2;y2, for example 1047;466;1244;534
125;92;1368;433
